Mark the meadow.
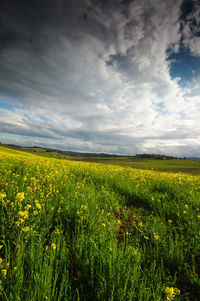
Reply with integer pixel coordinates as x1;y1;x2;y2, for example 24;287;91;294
0;146;200;300
3;144;200;175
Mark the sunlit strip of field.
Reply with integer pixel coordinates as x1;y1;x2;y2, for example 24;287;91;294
0;146;200;300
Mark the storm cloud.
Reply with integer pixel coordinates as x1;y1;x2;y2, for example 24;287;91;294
0;0;200;156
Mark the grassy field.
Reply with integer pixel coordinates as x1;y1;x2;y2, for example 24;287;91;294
3;144;200;175
71;157;200;175
1;145;200;300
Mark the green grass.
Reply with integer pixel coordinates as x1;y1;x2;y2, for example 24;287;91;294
0;146;200;300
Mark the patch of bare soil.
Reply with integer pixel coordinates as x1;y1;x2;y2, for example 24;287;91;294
114;206;145;243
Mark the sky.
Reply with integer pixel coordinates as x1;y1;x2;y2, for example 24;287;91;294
0;0;200;157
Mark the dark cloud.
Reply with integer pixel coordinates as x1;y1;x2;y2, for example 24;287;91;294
180;0;195;20
179;0;200;55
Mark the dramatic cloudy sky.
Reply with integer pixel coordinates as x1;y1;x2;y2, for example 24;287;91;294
0;0;200;156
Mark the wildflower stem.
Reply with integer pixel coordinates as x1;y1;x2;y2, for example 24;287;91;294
5;224;24;289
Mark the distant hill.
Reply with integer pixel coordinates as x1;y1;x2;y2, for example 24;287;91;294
0;142;190;159
0;143;124;158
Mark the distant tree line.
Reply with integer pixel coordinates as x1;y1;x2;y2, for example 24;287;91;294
135;154;185;160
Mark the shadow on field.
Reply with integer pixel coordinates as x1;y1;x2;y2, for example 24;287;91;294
111;184;153;211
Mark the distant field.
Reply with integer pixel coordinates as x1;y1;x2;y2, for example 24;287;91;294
4;145;200;175
1;145;200;300
70;157;200;175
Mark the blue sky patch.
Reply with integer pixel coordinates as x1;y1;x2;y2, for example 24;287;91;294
0;100;24;111
168;48;200;87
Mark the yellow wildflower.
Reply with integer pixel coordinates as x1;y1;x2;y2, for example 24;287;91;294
81;204;87;210
1;269;7;277
138;221;143;227
185;204;188;209
16;192;24;203
132;248;138;255
33;210;38;215
0;258;3;264
154;234;160;241
0;193;6;199
101;223;106;228
51;243;56;250
55;229;60;235
16;218;25;226
168;220;172;224
18;211;29;219
57;207;61;213
22;226;30;233
0;245;3;250
35;201;41;210
36;203;41;210
164;287;180;301
24;211;29;219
